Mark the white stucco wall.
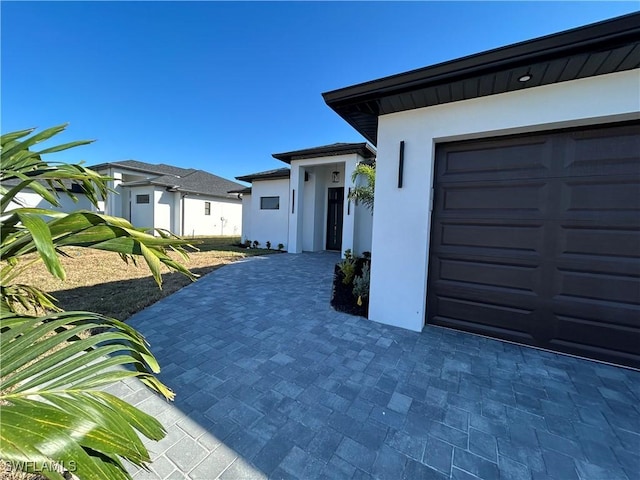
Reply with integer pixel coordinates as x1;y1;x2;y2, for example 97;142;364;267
182;195;242;237
154;188;174;232
7;189;96;213
241;193;252;242
249;178;290;248
370;69;640;332
129;186;155;232
353;202;373;255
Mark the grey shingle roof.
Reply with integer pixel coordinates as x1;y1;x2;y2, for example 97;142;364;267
92;160;244;198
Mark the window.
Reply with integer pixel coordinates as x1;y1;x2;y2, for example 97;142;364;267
204;201;211;215
136;194;150;204
260;196;280;210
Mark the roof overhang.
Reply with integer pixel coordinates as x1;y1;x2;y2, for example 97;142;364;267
235;168;291;183
323;12;640;145
273;142;376;164
228;187;252;195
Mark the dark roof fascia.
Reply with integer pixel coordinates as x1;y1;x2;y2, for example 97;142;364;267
228;187;252;195
322;12;640;144
236;169;291;183
272;142;376;164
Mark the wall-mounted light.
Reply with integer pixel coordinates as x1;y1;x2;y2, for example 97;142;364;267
518;74;532;83
331;170;340;183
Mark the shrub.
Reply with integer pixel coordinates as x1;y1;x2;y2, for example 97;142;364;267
337;249;356;285
277;243;284;251
266;240;271;250
353;262;370;306
252;240;260;248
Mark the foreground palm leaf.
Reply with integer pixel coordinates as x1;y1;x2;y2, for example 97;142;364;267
0;125;196;479
0;312;170;479
348;162;375;211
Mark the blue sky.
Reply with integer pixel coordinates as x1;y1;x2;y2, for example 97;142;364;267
2;1;638;184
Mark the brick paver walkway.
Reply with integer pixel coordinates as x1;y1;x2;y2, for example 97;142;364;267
115;252;640;479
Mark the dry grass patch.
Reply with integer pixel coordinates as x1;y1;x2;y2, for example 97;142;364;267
8;237;279;321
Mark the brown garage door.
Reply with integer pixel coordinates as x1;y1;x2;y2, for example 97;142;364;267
427;122;640;369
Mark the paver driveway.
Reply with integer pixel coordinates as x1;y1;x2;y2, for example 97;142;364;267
117;252;640;479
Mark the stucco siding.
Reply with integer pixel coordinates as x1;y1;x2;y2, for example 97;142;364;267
249;178;289;248
369;69;640;332
129;186;155;231
182;196;242;237
241;194;252;242
7;189;95;213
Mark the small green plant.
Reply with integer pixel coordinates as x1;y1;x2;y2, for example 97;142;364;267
244;239;251;248
253;240;260;248
338;249;357;285
277;243;284;251
353;262;370;306
266;240;271;250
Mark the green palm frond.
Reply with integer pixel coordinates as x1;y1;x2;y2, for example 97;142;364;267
348;162;375;211
0;125;196;479
0;311;171;478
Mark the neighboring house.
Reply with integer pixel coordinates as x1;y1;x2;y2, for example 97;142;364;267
91;160;244;237
234;143;376;253
4;180;97;213
323;13;640;368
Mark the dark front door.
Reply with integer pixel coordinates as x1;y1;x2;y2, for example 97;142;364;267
427;122;640;369
326;187;344;251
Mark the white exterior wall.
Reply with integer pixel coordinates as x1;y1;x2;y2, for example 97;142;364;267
129;186;155;231
7;189;95;213
241;194;252;242
154;188;174;232
249;178;290;248
182;195;242;237
353;202;373;255
370;69;640;332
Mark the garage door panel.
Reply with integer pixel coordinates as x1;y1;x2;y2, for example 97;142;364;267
553;296;640;328
558;226;640;260
439;140;551;181
438;257;538;293
431;296;535;339
561;178;640;215
436;222;543;256
552;315;640;364
566;127;640;176
555;268;640;306
428;122;640;369
440;182;549;213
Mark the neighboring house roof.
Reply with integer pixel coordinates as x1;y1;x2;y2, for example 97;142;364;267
92;160;244;199
235;168;291;183
322;12;640;144
272;143;376;164
91;160;192;178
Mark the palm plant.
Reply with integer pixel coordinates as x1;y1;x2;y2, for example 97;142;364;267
0;125;196;479
348;162;375;211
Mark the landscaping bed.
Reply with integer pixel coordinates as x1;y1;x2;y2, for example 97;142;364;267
330;251;370;317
